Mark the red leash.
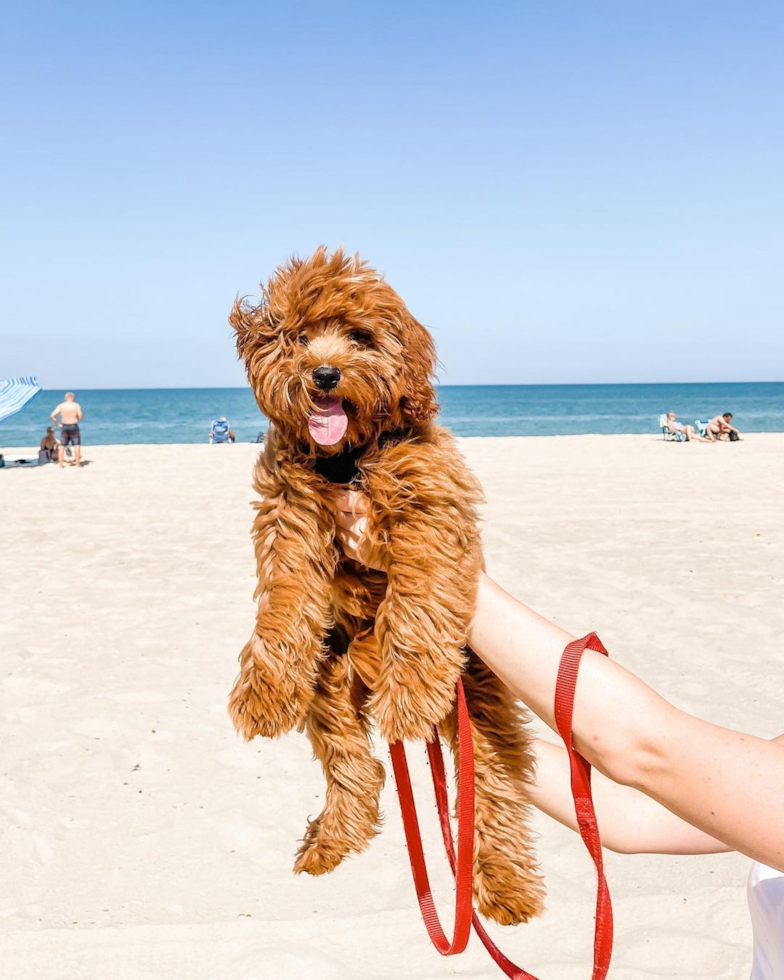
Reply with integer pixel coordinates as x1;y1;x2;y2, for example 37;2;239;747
389;633;614;979
388;674;475;954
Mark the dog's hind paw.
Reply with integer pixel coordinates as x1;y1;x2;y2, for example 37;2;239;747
473;848;546;925
293;827;352;876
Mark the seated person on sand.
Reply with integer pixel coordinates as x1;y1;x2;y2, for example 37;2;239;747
39;426;60;463
664;412;710;442
706;412;741;441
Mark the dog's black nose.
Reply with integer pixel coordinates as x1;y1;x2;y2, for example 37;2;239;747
313;365;341;390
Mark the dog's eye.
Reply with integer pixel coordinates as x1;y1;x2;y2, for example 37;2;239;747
298;334;309;347
348;330;373;346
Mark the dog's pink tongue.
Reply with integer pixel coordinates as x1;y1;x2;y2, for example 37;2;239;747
308;397;348;446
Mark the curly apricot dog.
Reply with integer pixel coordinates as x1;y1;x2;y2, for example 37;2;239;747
228;247;544;925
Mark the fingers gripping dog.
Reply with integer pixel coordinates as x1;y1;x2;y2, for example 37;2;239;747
228;248;545;924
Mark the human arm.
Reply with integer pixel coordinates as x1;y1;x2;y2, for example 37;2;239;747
332;490;784;871
50;405;61;426
469;572;784;871
530;738;732;855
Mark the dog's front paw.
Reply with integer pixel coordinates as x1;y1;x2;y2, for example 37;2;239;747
228;635;309;739
370;673;455;743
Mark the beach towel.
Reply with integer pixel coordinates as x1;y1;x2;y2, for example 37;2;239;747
0;456;40;468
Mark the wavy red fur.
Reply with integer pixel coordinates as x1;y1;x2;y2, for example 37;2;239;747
228;247;545;924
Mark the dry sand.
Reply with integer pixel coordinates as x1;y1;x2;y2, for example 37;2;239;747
1;435;782;980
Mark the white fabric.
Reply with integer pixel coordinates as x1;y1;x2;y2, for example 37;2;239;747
748;861;784;979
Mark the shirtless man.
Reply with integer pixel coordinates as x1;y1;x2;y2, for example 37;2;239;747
51;392;84;468
706;412;741;441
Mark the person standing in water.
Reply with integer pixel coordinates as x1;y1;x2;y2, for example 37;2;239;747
50;392;84;468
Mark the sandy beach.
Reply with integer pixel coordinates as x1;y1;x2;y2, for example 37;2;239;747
1;434;782;980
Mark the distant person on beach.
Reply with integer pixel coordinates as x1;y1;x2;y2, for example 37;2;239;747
706;412;741;441
50;392;83;468
664;412;710;442
39;426;60;463
209;417;236;444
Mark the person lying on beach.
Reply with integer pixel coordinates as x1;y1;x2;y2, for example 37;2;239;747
707;412;741;441
331;489;784;979
50;392;83;468
664;412;710;442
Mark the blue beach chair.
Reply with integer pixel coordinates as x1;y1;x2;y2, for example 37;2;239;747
210;418;231;444
658;414;686;442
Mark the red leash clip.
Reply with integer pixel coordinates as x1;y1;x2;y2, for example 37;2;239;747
389;633;614;979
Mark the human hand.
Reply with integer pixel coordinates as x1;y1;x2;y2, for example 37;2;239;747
331;490;384;570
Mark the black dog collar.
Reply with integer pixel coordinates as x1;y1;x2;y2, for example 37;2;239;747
312;429;408;486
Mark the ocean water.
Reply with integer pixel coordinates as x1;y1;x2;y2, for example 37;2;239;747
2;383;783;446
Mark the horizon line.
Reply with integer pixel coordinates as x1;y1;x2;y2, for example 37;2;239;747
27;379;784;392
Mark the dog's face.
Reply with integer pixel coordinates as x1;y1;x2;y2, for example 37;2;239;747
232;248;438;453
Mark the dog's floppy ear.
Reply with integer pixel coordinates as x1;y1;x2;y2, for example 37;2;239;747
230;297;255;364
230;287;274;367
400;312;438;426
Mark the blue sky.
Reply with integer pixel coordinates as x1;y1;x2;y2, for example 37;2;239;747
1;1;782;388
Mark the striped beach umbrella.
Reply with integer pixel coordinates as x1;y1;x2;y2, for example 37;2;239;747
0;376;42;424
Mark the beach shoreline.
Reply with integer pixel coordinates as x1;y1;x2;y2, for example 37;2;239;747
2;436;782;978
3;429;784;454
